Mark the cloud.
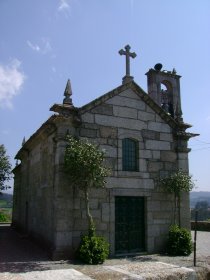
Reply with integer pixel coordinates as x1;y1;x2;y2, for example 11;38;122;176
27;41;40;52
58;0;71;12
27;38;52;54
0;59;26;108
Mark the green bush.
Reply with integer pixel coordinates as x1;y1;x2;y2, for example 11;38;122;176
167;224;192;256
0;211;8;222
0;209;12;222
78;234;109;264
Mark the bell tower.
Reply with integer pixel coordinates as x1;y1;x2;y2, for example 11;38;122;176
146;64;183;122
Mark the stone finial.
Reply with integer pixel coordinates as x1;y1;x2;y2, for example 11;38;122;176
172;68;177;75
22;137;26;146
119;45;137;84
63;79;73;106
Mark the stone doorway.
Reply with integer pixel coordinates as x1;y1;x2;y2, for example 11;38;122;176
115;196;145;254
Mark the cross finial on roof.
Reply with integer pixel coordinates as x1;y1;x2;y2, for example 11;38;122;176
119;44;137;84
63;79;73;106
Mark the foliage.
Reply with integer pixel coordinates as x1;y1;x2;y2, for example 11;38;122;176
191;200;210;221
64;136;109;191
0;209;12;222
159;170;194;196
195;200;209;210
190;192;210;208
0;144;12;192
64;136;109;235
78;232;109;264
159;170;194;225
166;225;192;256
0;211;8;222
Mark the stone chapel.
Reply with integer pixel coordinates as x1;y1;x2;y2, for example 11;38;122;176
12;45;197;260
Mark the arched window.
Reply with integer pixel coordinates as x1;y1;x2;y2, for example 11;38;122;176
160;80;174;118
122;138;138;171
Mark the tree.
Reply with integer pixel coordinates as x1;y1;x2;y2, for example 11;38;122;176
64;136;110;235
192;200;210;221
159;170;194;226
0;144;12;192
195;200;209;210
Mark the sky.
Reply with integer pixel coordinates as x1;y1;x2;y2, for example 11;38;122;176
0;0;210;193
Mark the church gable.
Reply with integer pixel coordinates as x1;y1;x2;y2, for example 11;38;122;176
79;85;172;136
79;80;178;136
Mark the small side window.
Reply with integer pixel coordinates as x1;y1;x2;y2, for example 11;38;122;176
122;138;138;171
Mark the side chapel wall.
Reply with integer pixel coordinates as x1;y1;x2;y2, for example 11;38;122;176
13;134;56;249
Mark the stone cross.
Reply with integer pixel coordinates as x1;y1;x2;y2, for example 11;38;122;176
119;45;137;84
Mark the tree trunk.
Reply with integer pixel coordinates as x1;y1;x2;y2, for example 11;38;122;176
84;186;95;236
178;194;181;227
174;193;177;224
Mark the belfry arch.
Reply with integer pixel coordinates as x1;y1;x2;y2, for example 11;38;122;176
160;80;174;117
146;66;183;121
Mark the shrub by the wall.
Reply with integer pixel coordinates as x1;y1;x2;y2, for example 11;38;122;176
167;225;192;256
78;234;109;264
0;210;11;222
0;211;8;222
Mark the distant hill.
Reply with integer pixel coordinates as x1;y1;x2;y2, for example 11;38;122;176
190;191;210;208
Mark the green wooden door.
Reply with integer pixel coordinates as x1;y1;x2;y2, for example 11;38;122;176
115;196;145;254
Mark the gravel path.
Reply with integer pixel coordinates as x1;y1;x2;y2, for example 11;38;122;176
0;225;210;280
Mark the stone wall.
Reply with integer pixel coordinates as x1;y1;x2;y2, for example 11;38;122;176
12;134;56;250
